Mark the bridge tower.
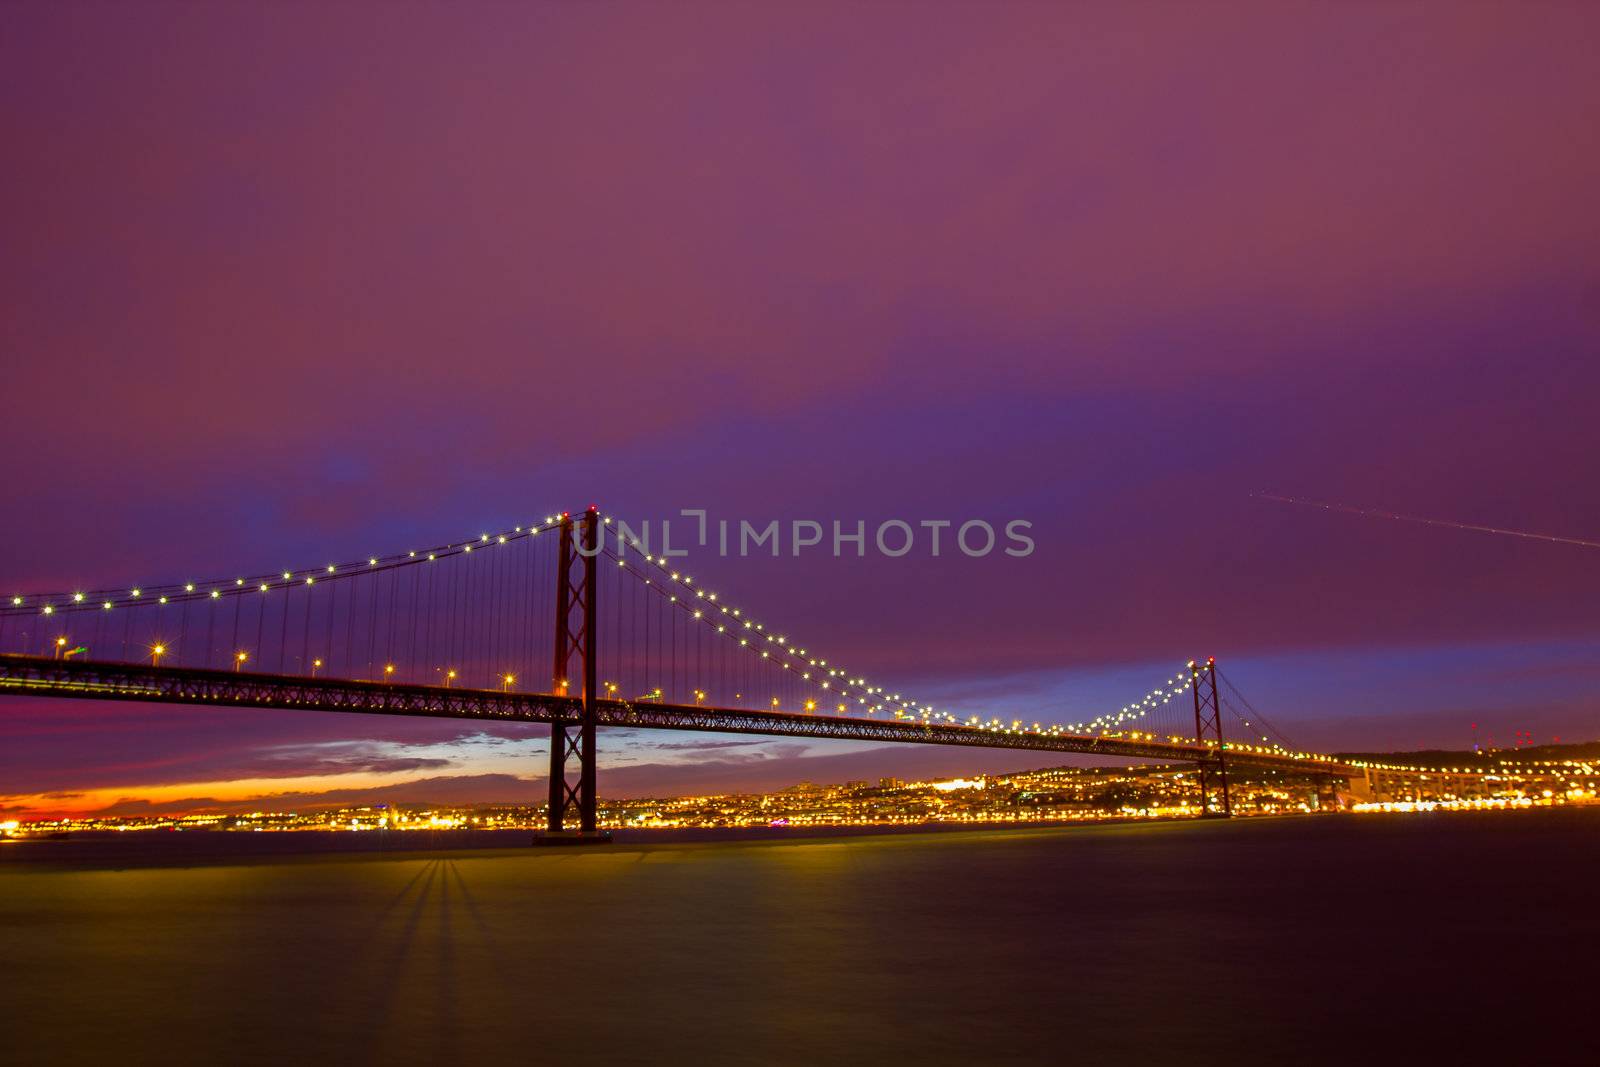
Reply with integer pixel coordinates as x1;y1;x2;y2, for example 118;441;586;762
542;506;607;841
1189;657;1231;817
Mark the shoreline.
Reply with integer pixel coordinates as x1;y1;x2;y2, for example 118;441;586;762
2;805;1586;873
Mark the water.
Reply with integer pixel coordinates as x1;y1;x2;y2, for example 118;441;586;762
2;809;1594;1065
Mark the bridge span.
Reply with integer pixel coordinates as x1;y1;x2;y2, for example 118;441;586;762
0;653;1357;779
1;506;1426;833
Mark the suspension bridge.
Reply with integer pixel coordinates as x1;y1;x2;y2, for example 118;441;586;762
0;507;1374;837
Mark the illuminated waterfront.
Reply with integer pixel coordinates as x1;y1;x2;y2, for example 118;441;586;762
8;749;1594;839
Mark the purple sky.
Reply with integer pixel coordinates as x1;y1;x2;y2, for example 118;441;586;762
3;3;1599;817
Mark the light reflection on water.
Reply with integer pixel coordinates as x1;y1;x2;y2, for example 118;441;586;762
2;809;1595;1065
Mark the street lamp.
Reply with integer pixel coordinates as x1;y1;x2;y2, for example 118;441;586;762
150;644;166;667
804;699;816;713
384;664;396;681
54;636;67;660
444;669;457;688
502;673;515;692
235;651;248;671
693;689;705;706
311;658;323;677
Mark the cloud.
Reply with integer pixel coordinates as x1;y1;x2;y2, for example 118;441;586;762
78;773;542;818
647;739;775;752
594;744;1100;798
236;755;455;778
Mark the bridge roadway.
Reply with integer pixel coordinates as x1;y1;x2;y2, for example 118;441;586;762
0;654;1358;780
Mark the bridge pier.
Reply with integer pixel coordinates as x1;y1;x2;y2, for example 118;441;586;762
1190;659;1231;817
535;507;611;846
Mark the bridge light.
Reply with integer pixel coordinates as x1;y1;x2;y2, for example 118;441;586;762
259;584;270;592
235;579;244;586
305;577;314;585
327;565;336;573
235;651;248;670
185;584;195;592
9;596;19;606
159;596;168;604
369;558;378;565
384;664;395;677
151;645;165;666
312;659;323;676
130;589;141;598
42;605;53;615
211;590;220;598
102;601;112;610
73;593;84;602
502;673;515;691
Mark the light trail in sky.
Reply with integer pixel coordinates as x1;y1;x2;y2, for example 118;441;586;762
1254;493;1600;550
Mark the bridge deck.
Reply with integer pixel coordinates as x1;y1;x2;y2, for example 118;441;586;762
0;654;1356;778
